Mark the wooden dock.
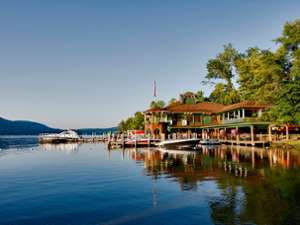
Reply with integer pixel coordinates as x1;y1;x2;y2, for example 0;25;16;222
39;132;270;148
78;137;106;143
107;139;159;149
219;139;270;147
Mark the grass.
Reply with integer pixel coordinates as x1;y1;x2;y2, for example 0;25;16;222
285;140;300;147
271;140;300;150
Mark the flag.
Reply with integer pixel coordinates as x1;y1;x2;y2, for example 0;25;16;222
153;80;157;97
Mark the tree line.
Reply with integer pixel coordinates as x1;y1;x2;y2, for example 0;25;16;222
119;19;300;131
118;112;144;132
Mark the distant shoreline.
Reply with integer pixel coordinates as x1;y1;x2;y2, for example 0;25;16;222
0;116;117;136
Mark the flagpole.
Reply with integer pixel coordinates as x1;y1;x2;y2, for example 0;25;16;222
153;80;157;99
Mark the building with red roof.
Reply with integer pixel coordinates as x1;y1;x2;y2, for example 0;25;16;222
143;100;293;146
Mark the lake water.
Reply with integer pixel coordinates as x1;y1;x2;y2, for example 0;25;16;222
0;136;300;225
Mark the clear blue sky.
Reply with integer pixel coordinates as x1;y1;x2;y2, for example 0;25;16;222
0;0;299;129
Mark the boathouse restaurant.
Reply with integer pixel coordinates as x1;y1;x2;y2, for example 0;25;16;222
144;101;300;146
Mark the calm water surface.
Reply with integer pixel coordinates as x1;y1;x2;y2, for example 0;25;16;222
0;136;300;225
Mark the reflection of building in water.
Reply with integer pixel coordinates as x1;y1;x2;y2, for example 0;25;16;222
202;145;300;170
127;146;300;191
122;146;300;224
121;147;300;224
40;143;79;154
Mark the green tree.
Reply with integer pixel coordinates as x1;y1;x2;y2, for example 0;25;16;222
118;120;127;132
291;49;300;80
268;80;300;124
236;48;284;104
118;111;145;132
276;19;300;80
209;83;240;105
195;90;205;103
206;44;241;104
168;98;178;106
234;19;300;123
209;83;226;104
150;100;166;109
179;91;196;104
131;112;145;130
206;43;240;90
276;19;300;54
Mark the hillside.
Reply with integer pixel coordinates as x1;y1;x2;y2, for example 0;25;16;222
0;117;61;135
0;117;117;135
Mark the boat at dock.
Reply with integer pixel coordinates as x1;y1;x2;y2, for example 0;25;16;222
157;138;201;149
124;130;160;147
125;138;160;147
107;130;160;148
39;130;80;143
199;139;220;145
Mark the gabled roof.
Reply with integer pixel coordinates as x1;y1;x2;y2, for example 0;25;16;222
166;102;224;113
217;100;270;113
145;100;270;114
144;107;168;113
145;102;224;114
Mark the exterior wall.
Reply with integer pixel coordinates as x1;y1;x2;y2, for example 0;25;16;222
145;123;164;136
221;108;263;124
145;107;266;134
144;113;168;137
170;113;220;128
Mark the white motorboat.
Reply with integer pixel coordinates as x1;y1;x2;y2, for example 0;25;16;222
199;139;220;145
157;138;200;149
39;130;80;143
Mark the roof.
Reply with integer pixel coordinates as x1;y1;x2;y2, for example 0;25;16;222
167;102;224;113
144;107;168;113
145;102;224;114
217;101;270;113
145;100;270;114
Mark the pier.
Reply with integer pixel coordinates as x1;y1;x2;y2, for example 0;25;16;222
39;130;294;149
219;139;269;147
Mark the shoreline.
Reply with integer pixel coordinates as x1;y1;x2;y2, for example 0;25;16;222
271;140;300;150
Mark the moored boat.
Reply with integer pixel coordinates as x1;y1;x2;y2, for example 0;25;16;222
39;130;80;143
199;139;220;145
124;130;160;147
157;138;200;149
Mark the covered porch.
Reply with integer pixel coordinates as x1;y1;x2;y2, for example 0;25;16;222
197;122;272;147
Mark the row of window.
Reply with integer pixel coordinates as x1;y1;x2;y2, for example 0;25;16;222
146;109;261;126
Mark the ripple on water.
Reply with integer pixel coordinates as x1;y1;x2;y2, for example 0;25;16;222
0;142;300;225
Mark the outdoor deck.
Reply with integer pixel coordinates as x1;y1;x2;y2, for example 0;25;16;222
219;139;270;147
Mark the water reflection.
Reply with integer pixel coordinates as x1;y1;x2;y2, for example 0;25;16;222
128;146;300;179
40;143;80;154
1;141;300;225
0;136;38;150
124;146;300;225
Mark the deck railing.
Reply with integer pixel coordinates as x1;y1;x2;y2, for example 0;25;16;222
172;121;221;127
223;118;244;124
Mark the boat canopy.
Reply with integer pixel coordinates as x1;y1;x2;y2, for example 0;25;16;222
58;130;80;138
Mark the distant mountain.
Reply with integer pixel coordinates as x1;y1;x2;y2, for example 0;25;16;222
0;117;61;135
0;117;117;135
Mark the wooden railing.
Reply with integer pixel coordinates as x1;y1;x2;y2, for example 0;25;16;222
172;121;221;127
223;118;244;124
